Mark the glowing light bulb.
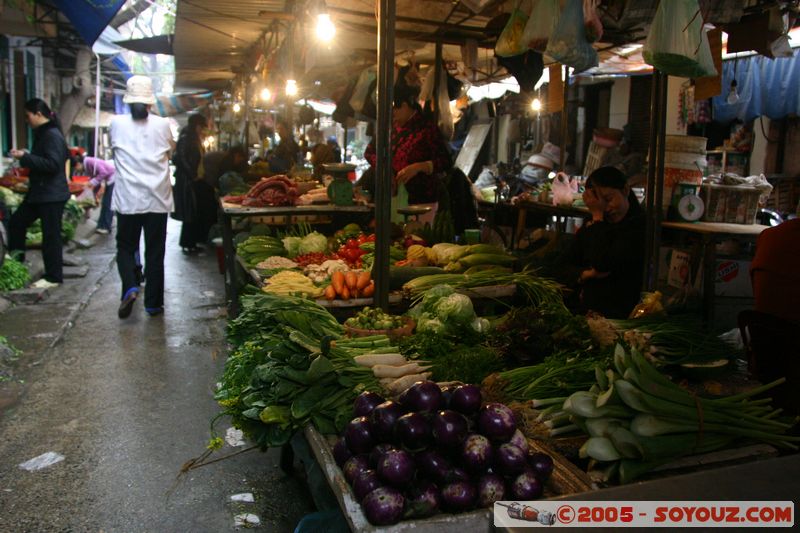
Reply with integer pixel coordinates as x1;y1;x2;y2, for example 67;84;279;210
260;87;271;101
316;13;336;42
285;79;298;97
232;102;241;113
531;98;542;112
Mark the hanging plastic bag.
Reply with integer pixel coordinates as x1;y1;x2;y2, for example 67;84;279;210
390;183;409;225
522;0;560;52
545;0;598;73
495;5;528;58
643;0;717;78
583;0;603;43
551;172;578;206
348;67;376;114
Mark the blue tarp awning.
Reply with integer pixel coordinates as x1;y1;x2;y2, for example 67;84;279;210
713;50;800;123
52;0;126;46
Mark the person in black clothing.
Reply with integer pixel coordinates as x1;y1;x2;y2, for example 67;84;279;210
566;166;645;319
8;98;70;286
173;114;213;254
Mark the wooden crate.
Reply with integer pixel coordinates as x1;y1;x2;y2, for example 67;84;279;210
583;142;608;177
765;176;800;215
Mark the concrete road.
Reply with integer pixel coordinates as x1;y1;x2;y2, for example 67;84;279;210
0;221;314;532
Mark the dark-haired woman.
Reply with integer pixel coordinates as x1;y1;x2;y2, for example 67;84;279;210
363;84;451;223
173;113;210;254
8;98;70;287
566;166;645;319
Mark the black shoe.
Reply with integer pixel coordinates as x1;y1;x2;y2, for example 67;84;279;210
118;288;139;319
145;306;164;317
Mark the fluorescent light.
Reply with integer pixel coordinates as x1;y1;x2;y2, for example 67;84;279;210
285;79;298;97
531;98;542;112
316;13;336;42
260;87;271;101
232;102;241;113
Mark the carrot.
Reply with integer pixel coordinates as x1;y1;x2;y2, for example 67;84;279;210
356;270;371;290
345;271;358;291
323;285;336;300
361;282;375;297
331;271;345;295
340;285;350;300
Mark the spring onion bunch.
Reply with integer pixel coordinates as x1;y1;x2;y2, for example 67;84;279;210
550;344;798;483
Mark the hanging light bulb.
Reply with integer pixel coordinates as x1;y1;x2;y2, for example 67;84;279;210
232;102;241;113
316;13;336;42
726;79;739;105
285;79;298;97
530;98;542;112
260;87;271;102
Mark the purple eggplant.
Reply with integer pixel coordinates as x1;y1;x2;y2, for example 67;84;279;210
449;384;482;416
332;437;352;467
353;391;386;417
403;481;441;519
353;469;382;502
440;481;477;512
509;429;529;453
477;403;517;442
377;449;416;488
343;455;370;485
439;385;457;409
416;449;452;483
510;469;544;500
445;466;471;483
369;443;396;468
362;486;405;526
431;410;469;448
461;433;493;474
394;412;432;451
368;401;405;442
399;380;443;412
494;443;527;476
528;451;554;480
476;473;506;508
345;416;374;454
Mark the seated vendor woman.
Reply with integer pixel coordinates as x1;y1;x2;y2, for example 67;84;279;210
364;83;451;223
565;166;645;319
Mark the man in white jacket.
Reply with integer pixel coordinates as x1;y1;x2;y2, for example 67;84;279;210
110;76;175;319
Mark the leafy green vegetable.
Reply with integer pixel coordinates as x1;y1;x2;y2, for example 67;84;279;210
298;231;328;255
282;236;302;258
0;256;31;291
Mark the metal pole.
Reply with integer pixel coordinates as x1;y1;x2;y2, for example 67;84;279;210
374;0;396;310
94;53;101;157
244;82;250;147
559;65;568;169
433;41;442;125
651;71;668;287
643;71;660;291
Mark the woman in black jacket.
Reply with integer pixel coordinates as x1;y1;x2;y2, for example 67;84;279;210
565;166;645;319
8;98;70;285
173;113;212;254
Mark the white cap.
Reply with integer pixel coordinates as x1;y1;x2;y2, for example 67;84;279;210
526;142;565;170
123;75;156;105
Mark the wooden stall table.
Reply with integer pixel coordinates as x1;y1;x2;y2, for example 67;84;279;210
661;221;768;326
220;200;374;316
511;200;590;248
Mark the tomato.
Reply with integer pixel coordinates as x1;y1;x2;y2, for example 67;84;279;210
346;238;359;249
365;234;376;242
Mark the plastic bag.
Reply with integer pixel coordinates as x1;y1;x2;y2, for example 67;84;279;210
643;0;717;78
551;172;578;206
545;0;598;73
495;6;528;58
522;0;560;52
583;0;603;43
348;67;376;114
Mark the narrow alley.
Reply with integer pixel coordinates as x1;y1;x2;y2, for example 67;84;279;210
0;220;313;532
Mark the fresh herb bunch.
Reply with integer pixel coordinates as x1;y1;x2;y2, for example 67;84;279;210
0;256;30;291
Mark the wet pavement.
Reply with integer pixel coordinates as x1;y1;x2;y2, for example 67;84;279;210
0;218;314;532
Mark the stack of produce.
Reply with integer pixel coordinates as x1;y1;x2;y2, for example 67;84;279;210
236;235;287;268
349;347;431;395
333;382;554;526
303;259;348;284
0;256;31;291
324;270;373;300
216;293;391;447
545;345;799;483
26;198;82;245
407;284;489;336
222;175;298;206
262;270;323;299
281;231;328;259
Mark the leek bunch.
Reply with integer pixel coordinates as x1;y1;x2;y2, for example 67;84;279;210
543;344;798;483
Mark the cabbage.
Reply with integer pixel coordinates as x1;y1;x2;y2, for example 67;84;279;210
409;284;455;319
417;314;445;334
298;232;328;255
471;317;491;333
434;293;475;324
282;236;302;258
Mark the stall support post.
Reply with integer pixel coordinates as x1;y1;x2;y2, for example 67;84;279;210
433;41;443;126
643;71;661;291
651;71;668;286
560;65;569;169
221;210;239;317
243;82;251;147
373;0;396;310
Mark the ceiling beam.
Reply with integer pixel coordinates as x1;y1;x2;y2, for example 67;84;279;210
327;5;486;33
338;20;491;47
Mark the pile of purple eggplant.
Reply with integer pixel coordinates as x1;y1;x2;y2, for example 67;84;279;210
332;381;554;525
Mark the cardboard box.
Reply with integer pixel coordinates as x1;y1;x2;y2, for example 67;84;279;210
715;259;753;297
